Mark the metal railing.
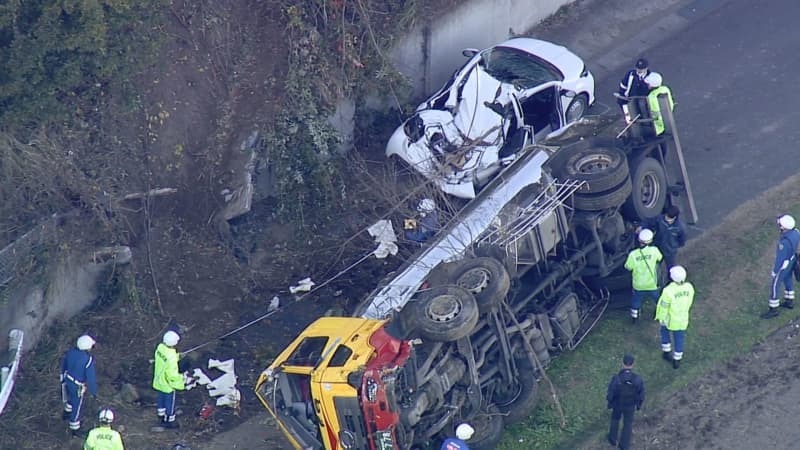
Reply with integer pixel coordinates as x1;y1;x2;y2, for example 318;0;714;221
477;178;585;248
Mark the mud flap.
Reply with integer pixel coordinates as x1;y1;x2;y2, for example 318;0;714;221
658;95;698;224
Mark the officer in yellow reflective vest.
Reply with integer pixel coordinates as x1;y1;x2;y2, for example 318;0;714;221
84;408;124;450
644;72;674;136
624;229;663;323
655;265;695;369
153;331;186;428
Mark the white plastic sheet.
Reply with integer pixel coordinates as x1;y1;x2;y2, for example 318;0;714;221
368;220;398;259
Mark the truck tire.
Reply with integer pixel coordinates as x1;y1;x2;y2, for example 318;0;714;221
572;177;632;211
495;362;539;424
624;157;667;220
467;404;504;450
450;257;511;313
406;286;479;342
549;139;629;194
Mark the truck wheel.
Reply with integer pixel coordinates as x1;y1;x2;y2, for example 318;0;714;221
450;257;510;313
467;404;504;450
549;139;629;194
407;285;479;342
495;362;540;424
624;157;667;220
572;177;632;211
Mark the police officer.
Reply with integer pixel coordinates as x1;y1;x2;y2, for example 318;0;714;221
61;334;98;437
84;408;124;450
404;198;440;243
642;205;687;269
762;214;800;318
644;72;674;137
617;58;651;123
655;266;695;368
440;423;473;450
624;228;663;323
606;354;645;450
153;330;188;428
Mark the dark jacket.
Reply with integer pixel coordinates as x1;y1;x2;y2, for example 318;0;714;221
61;348;98;396
404;211;440;243
607;369;645;411
644;214;686;258
774;228;800;274
617;69;650;105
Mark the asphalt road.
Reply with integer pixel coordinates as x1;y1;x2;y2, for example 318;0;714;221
204;0;800;448
537;0;800;234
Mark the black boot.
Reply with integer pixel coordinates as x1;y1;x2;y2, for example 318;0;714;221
662;351;672;362
761;307;780;319
782;299;794;309
71;428;87;439
164;419;180;429
673;358;681;369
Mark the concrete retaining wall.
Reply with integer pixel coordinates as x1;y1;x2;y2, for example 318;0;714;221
0;247;131;351
391;0;574;97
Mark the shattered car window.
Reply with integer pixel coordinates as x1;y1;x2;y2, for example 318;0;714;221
481;46;561;88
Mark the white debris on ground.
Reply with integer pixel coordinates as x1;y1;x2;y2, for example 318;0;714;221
289;277;315;294
368;219;398;259
192;358;241;408
268;296;280;312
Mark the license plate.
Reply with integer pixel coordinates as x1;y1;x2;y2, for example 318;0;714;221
376;431;394;450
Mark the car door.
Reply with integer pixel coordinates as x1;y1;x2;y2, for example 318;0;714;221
473;94;528;187
518;82;563;142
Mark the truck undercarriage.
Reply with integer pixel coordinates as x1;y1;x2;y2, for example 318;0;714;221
256;96;695;450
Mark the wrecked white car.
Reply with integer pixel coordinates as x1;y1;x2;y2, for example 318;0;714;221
386;38;595;198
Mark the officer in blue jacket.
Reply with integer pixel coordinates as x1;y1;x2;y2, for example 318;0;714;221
440;423;473;449
404;198;440;243
607;354;645;450
762;214;800;318
642;205;687;269
61;334;98;437
617;58;651;123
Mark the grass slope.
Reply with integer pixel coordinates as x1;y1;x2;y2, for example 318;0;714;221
498;173;800;449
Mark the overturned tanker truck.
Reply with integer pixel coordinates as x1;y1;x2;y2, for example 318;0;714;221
255;99;696;450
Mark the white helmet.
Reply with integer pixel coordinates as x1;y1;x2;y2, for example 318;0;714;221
77;335;96;351
669;265;687;283
98;408;114;424
644;72;663;88
163;330;180;347
638;228;654;244
418;198;436;214
778;214;796;230
455;423;475;440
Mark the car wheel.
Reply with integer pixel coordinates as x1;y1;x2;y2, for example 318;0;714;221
549;139;629;194
572;176;632;211
495;361;540;424
466;404;505;450
405;285;479;342
450;257;511;314
623;157;667;220
565;93;589;124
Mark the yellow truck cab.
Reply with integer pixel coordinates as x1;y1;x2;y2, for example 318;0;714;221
255;317;412;450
